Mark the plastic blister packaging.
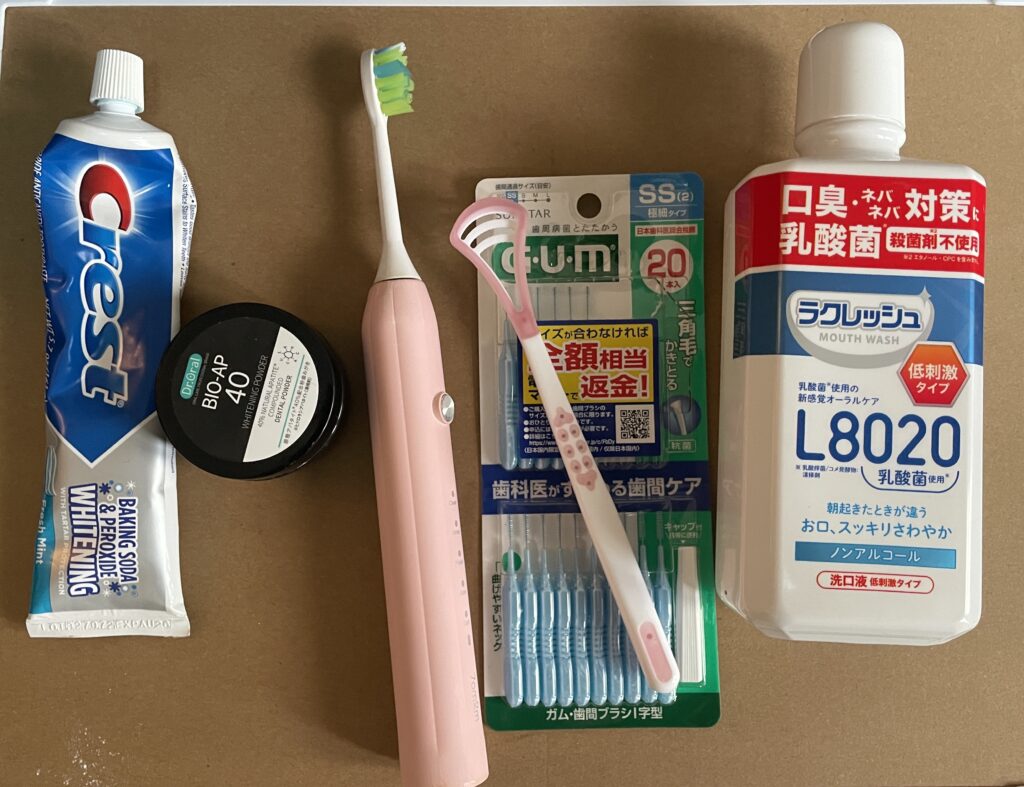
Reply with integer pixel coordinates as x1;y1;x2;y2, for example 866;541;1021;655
475;173;720;729
495;505;712;712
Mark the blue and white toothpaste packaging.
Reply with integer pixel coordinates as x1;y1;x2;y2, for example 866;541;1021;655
27;50;196;637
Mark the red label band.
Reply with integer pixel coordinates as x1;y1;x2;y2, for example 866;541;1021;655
735;172;986;277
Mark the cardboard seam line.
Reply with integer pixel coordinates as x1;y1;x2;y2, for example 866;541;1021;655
0;0;1021;77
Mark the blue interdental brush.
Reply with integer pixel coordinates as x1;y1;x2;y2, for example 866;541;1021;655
654;522;676;705
501;514;524;707
498;317;520;471
603;550;625;706
516;291;538;471
571;515;591;706
621;512;642;705
521;515;540;706
588;544;608;706
554;514;574;707
538;515;557;707
639;523;658;704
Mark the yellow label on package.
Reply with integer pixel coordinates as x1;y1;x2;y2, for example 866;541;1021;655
522;321;656;406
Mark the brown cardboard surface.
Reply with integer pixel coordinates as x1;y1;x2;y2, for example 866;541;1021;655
0;6;1021;786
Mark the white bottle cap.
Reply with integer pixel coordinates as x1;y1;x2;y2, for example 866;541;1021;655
795;22;904;137
90;49;144;113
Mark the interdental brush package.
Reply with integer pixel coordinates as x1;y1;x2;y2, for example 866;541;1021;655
27;50;195;637
468;174;720;728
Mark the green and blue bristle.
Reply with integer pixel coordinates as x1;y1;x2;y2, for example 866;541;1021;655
372;43;414;117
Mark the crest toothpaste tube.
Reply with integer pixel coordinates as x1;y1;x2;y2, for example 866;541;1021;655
27;50;197;637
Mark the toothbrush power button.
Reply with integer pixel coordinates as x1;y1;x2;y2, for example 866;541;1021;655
434;392;456;424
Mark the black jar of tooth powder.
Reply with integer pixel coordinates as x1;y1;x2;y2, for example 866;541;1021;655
156;303;345;479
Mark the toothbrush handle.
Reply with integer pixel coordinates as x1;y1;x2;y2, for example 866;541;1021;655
572;586;591;707
362;280;488;787
622;612;642;705
622;512;643;705
641;669;659;705
588;580;608;706
640;567;659;704
555;585;573;707
522;583;540;707
539;585;557;707
606;588;625;706
502;578;524;708
522;334;680;694
498;325;519;471
654;583;675;704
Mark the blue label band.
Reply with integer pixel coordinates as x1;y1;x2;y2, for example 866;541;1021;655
795;540;956;569
629;173;704;222
734;270;983;366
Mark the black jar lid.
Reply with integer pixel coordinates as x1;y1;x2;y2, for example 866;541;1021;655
156;303;344;480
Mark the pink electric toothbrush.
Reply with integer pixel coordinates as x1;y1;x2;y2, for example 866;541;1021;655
451;198;680;695
360;44;488;787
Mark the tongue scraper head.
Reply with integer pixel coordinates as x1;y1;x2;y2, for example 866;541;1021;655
450;198;538;341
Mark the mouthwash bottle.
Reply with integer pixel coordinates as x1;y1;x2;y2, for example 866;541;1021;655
717;22;984;644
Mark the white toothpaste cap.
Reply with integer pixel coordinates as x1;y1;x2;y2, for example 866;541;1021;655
90;49;144;113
